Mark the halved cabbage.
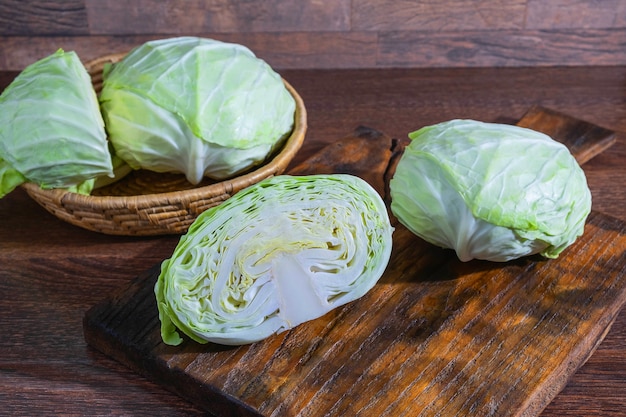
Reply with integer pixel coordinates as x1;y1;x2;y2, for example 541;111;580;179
99;37;296;184
0;49;113;197
390;119;591;262
155;174;394;345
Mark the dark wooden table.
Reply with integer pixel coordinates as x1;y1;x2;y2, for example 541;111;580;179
1;66;625;416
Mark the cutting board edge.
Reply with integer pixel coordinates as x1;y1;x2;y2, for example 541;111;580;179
82;309;265;417
514;296;625;417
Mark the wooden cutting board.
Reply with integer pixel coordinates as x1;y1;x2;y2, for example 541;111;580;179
83;106;625;417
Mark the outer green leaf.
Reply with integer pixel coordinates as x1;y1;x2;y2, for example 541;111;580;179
155;174;394;346
0;159;26;198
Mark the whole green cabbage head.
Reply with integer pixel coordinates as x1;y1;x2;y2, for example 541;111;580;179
390;119;591;262
155;174;394;346
0;49;113;197
99;37;296;184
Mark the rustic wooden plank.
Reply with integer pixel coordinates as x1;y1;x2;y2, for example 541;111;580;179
3;26;626;72
351;0;527;31
85;0;350;34
377;28;626;67
355;0;626;31
0;256;206;416
83;109;626;416
525;0;626;29
0;0;88;36
0;32;378;71
216;32;378;70
2;0;626;73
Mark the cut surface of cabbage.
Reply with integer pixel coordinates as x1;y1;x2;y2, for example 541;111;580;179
155;174;394;345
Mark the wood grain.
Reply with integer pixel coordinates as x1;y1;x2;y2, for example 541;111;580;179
2;1;626;70
377;29;626;67
353;0;625;32
351;0;527;30
85;0;351;34
0;0;88;35
525;0;626;29
83;109;625;416
0;32;380;71
2;66;626;417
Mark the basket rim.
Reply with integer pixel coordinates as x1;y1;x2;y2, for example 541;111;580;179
22;54;307;210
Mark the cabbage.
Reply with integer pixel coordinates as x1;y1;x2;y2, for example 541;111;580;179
0;49;113;197
99;37;296;184
155;174;394;346
390;119;591;262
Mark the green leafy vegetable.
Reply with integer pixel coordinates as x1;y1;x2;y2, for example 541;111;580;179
155;174;394;346
0;49;113;197
390;119;591;262
99;37;296;184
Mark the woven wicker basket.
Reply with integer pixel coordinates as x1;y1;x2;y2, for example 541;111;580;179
22;53;307;236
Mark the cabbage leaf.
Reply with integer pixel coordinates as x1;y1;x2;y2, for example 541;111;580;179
0;49;113;197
